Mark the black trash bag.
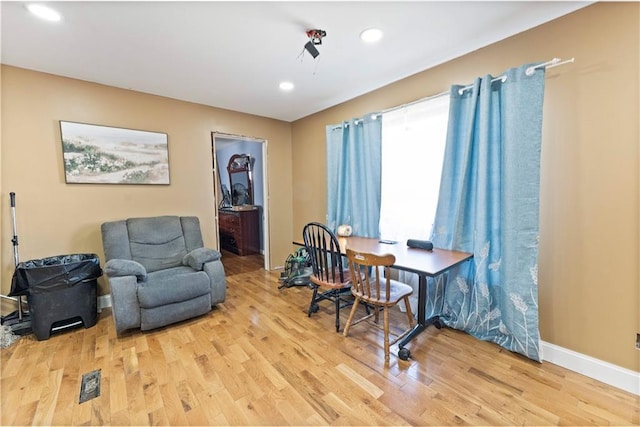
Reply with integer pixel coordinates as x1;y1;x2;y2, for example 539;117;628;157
9;253;102;296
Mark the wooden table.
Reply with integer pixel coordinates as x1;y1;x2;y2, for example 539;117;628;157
294;236;473;360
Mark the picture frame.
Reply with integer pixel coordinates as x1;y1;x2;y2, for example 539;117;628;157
60;121;170;185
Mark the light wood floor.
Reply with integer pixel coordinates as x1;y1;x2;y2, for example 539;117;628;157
1;250;638;426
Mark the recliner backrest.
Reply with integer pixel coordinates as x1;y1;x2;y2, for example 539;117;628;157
180;217;205;253
127;216;187;272
101;216;205;273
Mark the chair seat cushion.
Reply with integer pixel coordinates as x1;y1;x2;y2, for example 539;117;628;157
138;266;210;308
357;279;413;305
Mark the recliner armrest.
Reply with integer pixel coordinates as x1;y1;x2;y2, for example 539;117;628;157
182;247;222;271
104;259;148;282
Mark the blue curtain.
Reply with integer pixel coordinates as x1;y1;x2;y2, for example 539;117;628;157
428;64;546;361
326;114;382;237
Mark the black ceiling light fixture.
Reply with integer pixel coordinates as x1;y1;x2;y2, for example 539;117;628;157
304;29;326;59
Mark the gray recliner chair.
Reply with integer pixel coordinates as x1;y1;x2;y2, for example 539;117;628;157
101;215;226;334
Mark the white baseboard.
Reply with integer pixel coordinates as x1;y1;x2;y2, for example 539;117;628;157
541;340;639;395
97;294;112;311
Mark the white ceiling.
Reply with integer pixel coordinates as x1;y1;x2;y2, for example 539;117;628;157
1;1;590;122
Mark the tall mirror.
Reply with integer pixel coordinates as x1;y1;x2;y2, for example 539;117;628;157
227;154;253;205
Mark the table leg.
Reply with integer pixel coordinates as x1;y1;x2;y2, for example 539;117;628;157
398;274;427;348
398;273;442;360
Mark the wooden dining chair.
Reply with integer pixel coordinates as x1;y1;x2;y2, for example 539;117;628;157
302;222;354;332
343;248;415;363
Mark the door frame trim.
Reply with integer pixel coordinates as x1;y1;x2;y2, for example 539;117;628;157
212;132;270;270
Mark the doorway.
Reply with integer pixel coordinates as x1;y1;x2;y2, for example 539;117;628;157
212;132;270;270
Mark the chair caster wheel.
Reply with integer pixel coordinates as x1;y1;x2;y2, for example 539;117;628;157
309;304;319;314
398;347;411;361
434;319;443;329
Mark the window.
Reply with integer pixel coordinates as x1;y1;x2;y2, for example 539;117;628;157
379;94;450;242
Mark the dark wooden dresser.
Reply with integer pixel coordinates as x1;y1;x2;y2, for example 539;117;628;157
218;208;260;256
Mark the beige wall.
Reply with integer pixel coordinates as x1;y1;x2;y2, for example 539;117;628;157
291;3;639;372
1;2;637;374
1;66;293;296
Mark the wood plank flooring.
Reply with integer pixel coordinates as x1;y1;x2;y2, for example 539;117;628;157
1;250;638;426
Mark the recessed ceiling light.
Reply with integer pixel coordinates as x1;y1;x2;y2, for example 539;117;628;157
279;81;294;91
360;28;383;43
26;4;62;22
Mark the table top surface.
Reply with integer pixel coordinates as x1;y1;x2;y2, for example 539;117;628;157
295;236;473;277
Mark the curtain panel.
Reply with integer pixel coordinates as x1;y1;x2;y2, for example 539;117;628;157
325;115;382;238
429;64;546;361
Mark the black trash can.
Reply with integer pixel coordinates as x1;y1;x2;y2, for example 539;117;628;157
10;253;103;340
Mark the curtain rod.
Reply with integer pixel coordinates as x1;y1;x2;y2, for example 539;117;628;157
377;90;450;117
458;57;575;94
333;57;576;128
334;90;450;128
383;57;575;113
526;57;575;76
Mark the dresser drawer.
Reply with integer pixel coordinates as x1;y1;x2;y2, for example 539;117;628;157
218;208;260;256
218;211;239;231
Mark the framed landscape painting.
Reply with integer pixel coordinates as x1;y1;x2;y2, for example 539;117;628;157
60;121;170;185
